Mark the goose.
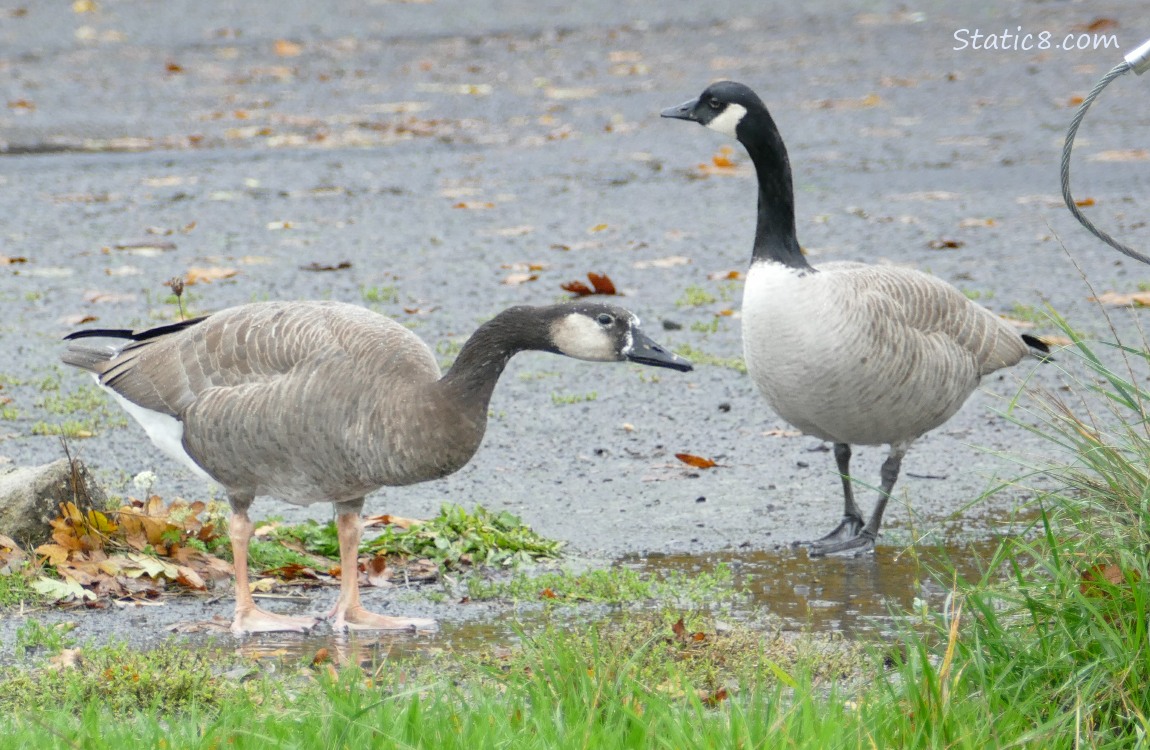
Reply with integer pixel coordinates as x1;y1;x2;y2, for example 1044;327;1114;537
62;300;692;633
661;81;1048;556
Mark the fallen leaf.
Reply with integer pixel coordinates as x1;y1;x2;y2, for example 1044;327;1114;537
1074;197;1095;207
365;555;390;587
702;687;729;707
707;269;742;281
274;39;303;57
928;238;964;250
544;87;598;100
363;514;422;529
266;221;293;230
634;256;691;270
540;588;557;599
675;453;718;469
300;261;352;272
959;218;996;228
671;617;687;639
1089;149;1150;162
1076;18;1118;32
491;225;534;237
47;648;84;671
502;272;538;286
588;272;617;295
588;223;609;233
1068;95;1085;106
185;266;238;285
1090;291;1150;307
312;647;331;665
113;241;176;253
453;201;495;210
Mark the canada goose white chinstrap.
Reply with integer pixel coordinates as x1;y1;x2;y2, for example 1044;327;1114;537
62;300;691;634
662;81;1048;557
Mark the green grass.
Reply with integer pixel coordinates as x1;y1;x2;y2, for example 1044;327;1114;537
5;312;1150;748
551;390;598;405
271;504;563;570
466;563;739;606
672;344;747;373
29;384;128;436
0;571;43;608
675;285;716;307
361;284;399;305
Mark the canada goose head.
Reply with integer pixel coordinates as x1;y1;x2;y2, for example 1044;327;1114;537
548;303;692;372
660;80;764;140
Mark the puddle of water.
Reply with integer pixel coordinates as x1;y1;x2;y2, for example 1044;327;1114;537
221;540;1008;665
628;540;1005;638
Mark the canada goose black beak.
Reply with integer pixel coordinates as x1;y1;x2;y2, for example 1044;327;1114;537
627;330;693;372
660;98;699;122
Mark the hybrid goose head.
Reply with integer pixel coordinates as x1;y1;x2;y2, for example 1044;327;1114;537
660;80;766;140
546;302;692;371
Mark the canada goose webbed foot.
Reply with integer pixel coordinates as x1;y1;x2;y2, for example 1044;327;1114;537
793;514;864;548
231;608;323;636
806;530;876;558
331;605;437;633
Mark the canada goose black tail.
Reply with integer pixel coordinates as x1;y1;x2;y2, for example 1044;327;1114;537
1022;333;1054;362
61;317;209;372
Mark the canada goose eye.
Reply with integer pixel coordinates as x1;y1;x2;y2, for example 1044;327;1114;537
707;97;722;110
596;313;615;327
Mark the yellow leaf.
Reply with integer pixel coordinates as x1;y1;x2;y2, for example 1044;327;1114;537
35;543;72;566
185;266;239;285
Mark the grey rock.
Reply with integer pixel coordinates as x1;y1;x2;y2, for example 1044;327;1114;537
0;459;107;547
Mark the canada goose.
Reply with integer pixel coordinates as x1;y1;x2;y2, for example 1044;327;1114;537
662;81;1048;556
62;300;691;633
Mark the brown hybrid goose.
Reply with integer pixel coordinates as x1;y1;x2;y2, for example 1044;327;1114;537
62;300;691;634
662;81;1048;556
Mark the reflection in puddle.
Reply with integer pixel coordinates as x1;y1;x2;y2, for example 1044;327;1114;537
627;540;1004;638
226;541;1006;664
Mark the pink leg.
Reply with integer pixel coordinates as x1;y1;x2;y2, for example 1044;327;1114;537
329;509;436;632
230;508;321;636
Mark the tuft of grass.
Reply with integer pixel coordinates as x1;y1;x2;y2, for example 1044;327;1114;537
361;284;399;305
0;572;43;608
551;391;598;405
272;504;563;570
0;640;252;716
673;344;747;373
676;285;716;307
14;619;77;658
466;563;740;607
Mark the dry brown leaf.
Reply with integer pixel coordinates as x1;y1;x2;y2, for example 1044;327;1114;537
453;201;495;210
1076;18;1118;32
185;266;238;285
588;223;609;233
502;272;538;286
1090;290;1150;307
0;255;28;264
300;261;352;272
1074;197;1095;207
928;238;964;250
707;269;742;281
274;39;303;57
588;272;617;295
48;648;84;671
61;314;99;326
540;588;558;599
675;453;718;469
959;217;996;228
363;514;422;529
1089;149;1150;162
633;256;691;270
365;555;390;587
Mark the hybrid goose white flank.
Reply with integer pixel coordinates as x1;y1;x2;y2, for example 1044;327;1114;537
63;300;692;633
662;81;1047;556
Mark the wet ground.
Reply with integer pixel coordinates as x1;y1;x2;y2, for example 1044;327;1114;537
1;0;1148;653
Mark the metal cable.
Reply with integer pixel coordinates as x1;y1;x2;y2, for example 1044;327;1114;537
1060;60;1150;265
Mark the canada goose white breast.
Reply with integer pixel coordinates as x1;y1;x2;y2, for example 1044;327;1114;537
741;260;1027;446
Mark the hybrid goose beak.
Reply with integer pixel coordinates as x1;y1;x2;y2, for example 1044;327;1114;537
626;330;693;372
660;98;699;121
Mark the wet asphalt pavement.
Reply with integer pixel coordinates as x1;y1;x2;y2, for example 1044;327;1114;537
0;0;1148;642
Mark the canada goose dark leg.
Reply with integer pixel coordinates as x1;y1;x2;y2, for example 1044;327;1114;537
808;442;909;557
229;494;321;635
329;500;437;632
796;443;865;548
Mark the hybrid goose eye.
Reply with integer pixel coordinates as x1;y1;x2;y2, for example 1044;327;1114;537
596;313;615;326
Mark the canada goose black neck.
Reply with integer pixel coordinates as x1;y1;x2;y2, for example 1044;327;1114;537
739;102;810;271
436;305;552;408
661;81;810;271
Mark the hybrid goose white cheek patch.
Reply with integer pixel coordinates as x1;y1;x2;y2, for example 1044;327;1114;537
705;103;747;138
552;314;616;362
